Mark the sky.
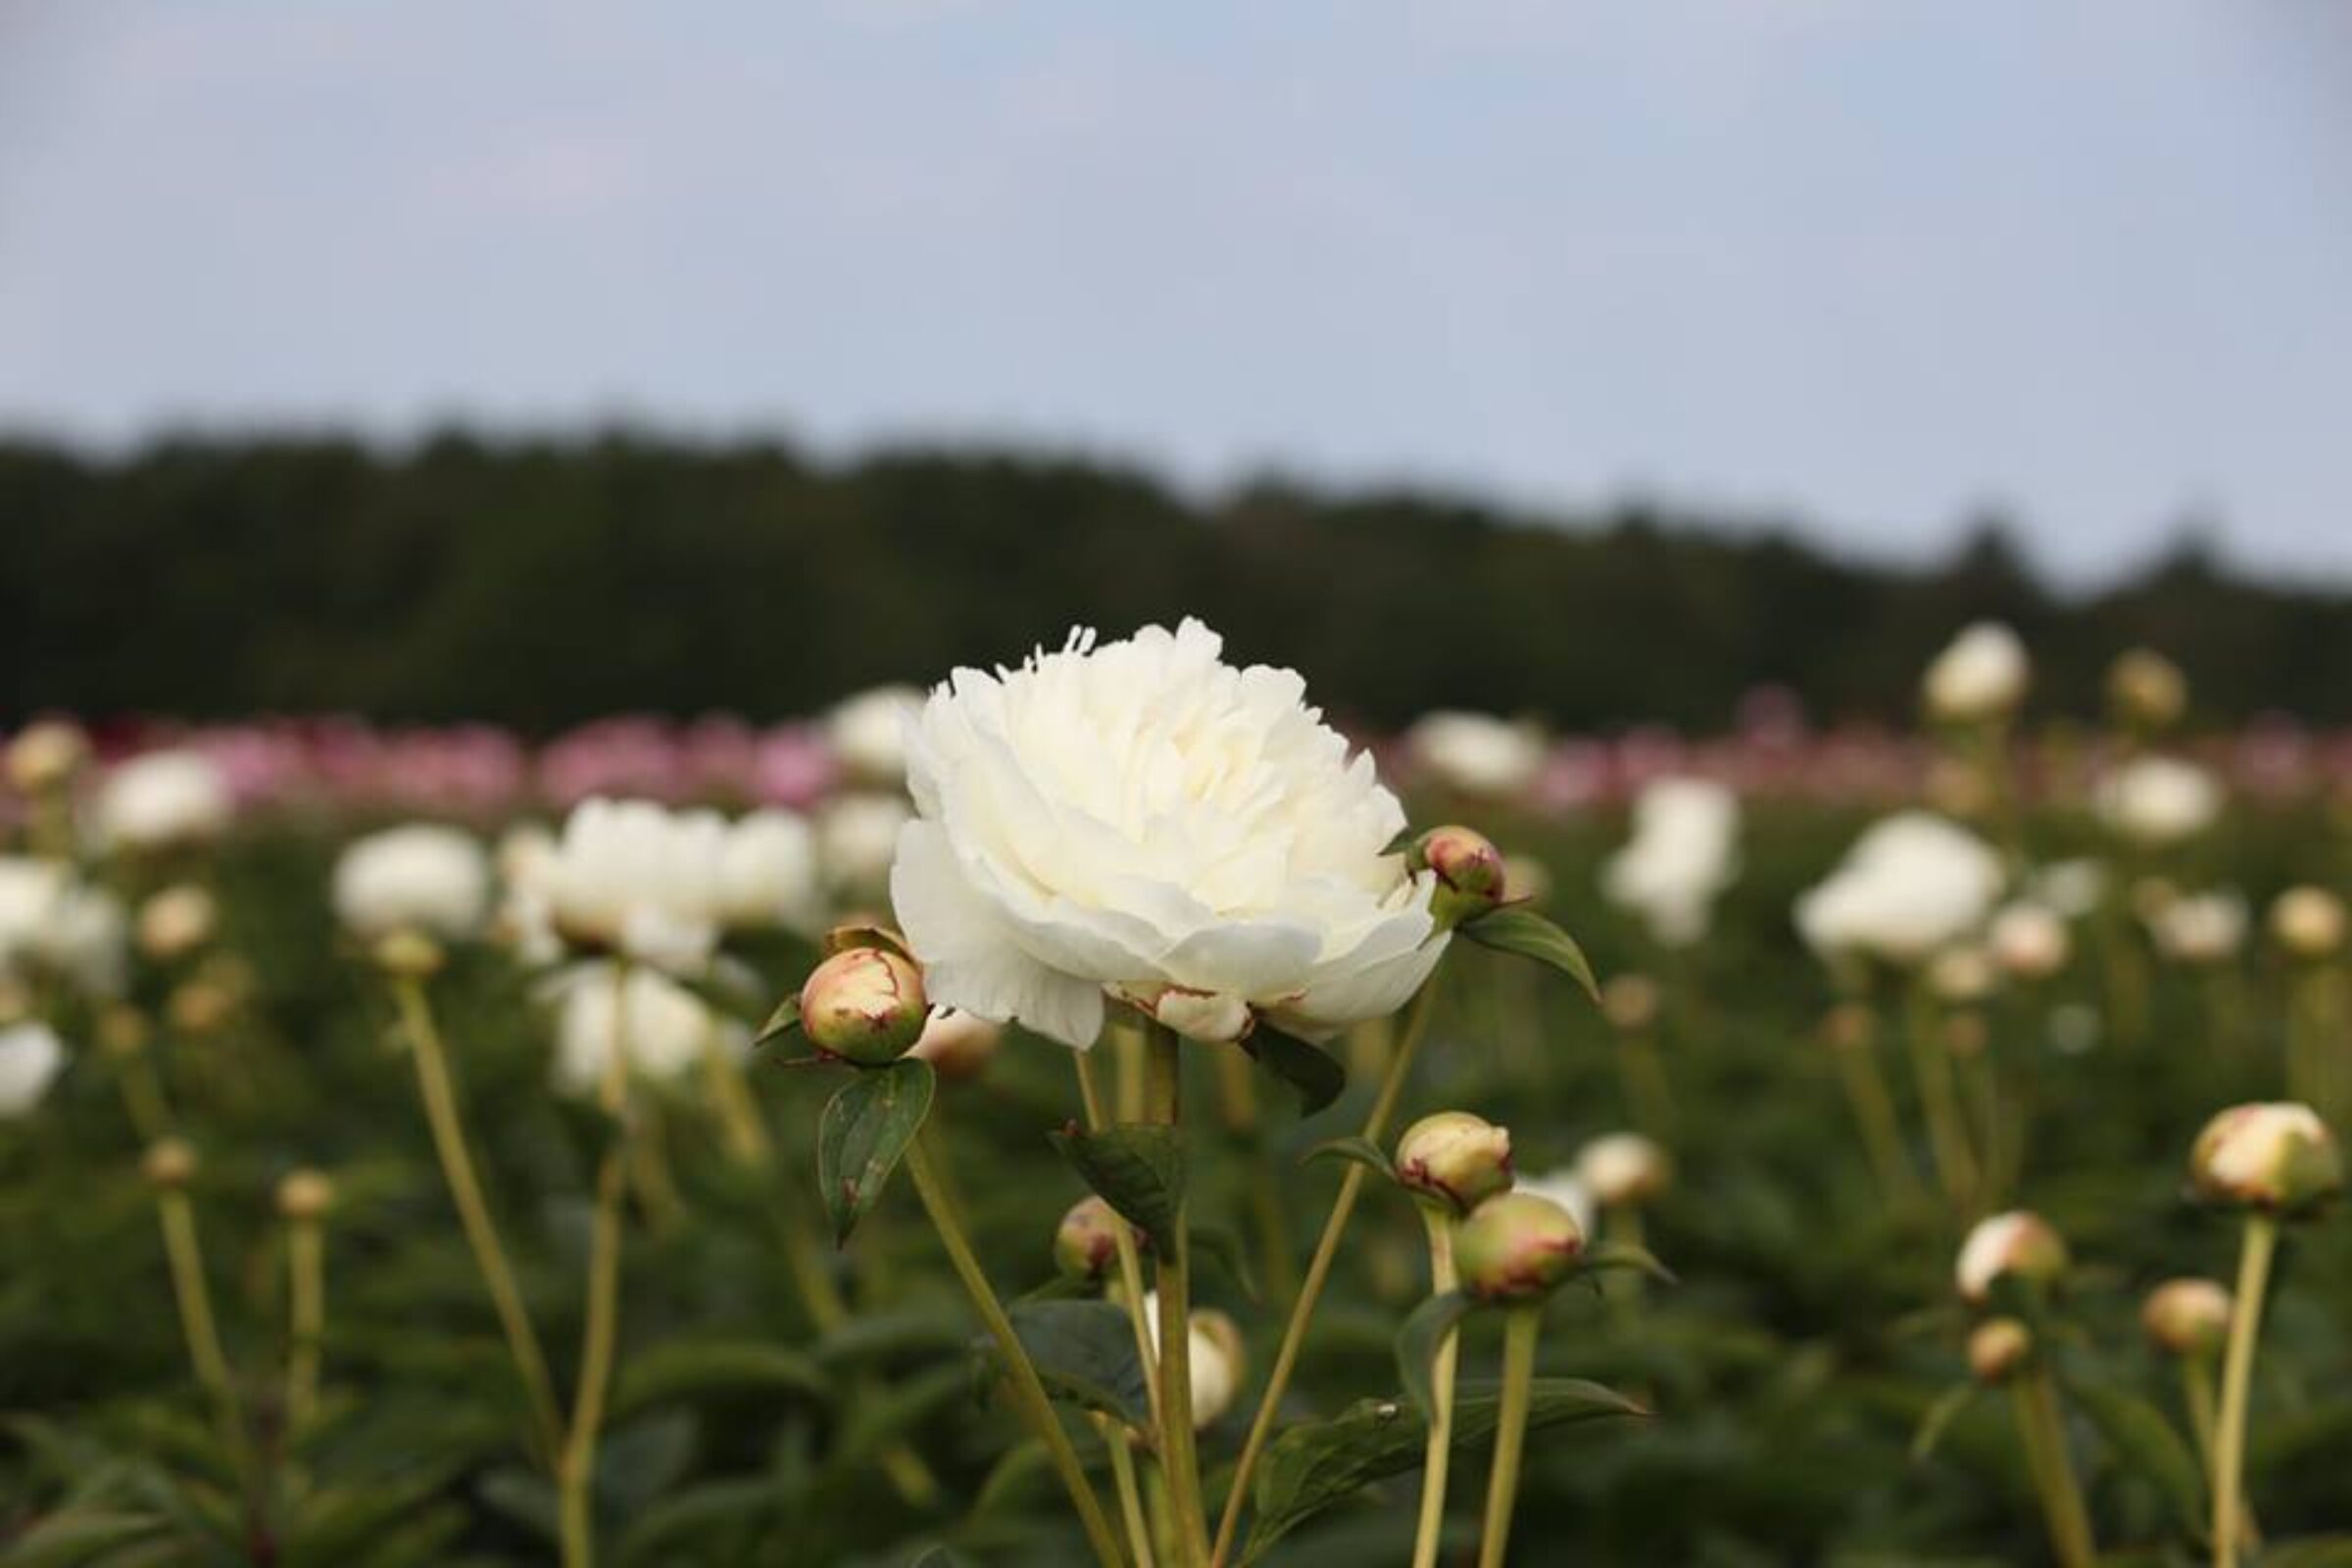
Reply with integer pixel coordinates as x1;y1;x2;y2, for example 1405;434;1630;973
3;2;2349;586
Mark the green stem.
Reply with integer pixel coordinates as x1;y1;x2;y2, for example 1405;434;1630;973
906;1135;1127;1568
285;1217;325;1436
1144;1024;1209;1568
1409;1208;1460;1568
158;1189;251;1483
1101;1414;1159;1568
1077;1051;1167;1435
1904;980;1980;1213
1833;1034;1923;1208
558;962;635;1568
2213;1214;2278;1568
1477;1307;1543;1568
2017;1366;2096;1568
2182;1355;2217;1466
393;976;564;1463
1209;971;1445;1568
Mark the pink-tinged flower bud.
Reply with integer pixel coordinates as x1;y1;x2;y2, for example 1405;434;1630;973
1394;1111;1515;1215
1600;973;1660;1033
1575;1133;1673;1209
1054;1195;1134;1281
1114;984;1252;1045
1413;825;1507;928
277;1168;336;1223
1968;1316;2034;1385
2189;1102;2343;1214
1955;1210;2069;1305
1453;1192;1586;1302
800;947;928;1065
143;1137;199;1190
138;885;218;962
2107;648;2187;732
909;1008;1003;1082
2270;887;2346;961
6;720;88;795
2140;1278;2230;1359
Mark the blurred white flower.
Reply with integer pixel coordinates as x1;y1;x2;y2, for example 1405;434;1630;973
1140;1293;1246;1429
2097;757;2221;848
2148;889;2247;964
0;858;125;997
826;685;924;784
333;824;491;941
491;824;564;965
137;884;218;960
1987;901;2070;981
1601;776;1740;947
718;808;821;932
0;1019;65;1116
1402;710;1546;800
2270;885;2346;959
2029;858;2107;919
547;962;717;1096
1955;1209;2068;1304
1795;812;2005;966
1922;622;2029;723
1510;1165;1597;1237
1575;1132;1673;1208
539;799;727;974
819;793;913;896
890;620;1446;1048
95;750;232;851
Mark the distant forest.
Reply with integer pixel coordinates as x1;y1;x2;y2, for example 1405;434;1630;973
6;432;2349;732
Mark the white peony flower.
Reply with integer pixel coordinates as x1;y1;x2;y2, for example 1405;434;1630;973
333;824;491;940
818;792;912;896
2148;889;2247;964
1795;812;2005;966
827;685;924;784
0;858;125;997
0;1019;67;1116
539;799;727;974
889;620;1446;1048
1402;710;1547;801
1601;776;1740;947
2029;858;2107;919
1922;622;2030;723
94;750;232;851
2097;757;2221;848
718;809;821;932
547;962;717;1097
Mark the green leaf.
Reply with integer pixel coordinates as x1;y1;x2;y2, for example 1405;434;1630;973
1302;1135;1396;1182
1576;1242;1679;1287
753;993;802;1047
1455;906;1601;1003
1048;1123;1187;1248
1194;1225;1262;1303
1909;1381;1979;1461
611;1340;832;1420
816;1058;936;1246
1394;1290;1478;1419
2069;1379;2206;1540
1243;1027;1348;1116
1382;826;1420;858
999;1298;1152;1428
1244;1380;1646;1562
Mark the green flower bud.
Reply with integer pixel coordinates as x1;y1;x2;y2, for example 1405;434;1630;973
143;1137;199;1190
1394;1111;1515;1214
277;1167;336;1223
1968;1316;2034;1385
1054;1195;1134;1281
2140;1277;2230;1359
2189;1102;2343;1215
800;946;928;1065
1955;1210;2068;1305
1412;825;1506;927
1453;1192;1586;1303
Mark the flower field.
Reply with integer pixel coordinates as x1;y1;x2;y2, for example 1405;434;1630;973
4;624;2350;1567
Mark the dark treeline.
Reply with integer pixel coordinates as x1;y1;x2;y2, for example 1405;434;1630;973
6;431;2349;732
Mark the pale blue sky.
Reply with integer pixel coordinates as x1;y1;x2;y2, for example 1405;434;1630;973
4;2;2348;584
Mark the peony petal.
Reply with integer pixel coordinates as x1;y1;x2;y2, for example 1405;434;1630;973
892;821;1106;1048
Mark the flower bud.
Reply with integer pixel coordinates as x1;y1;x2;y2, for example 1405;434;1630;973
277;1167;336;1223
1115;984;1251;1045
1968;1317;2034;1385
371;928;447;981
800;946;928;1065
6;720;89;795
1394;1111;1515;1214
909;1008;1003;1082
1955;1210;2069;1305
1453;1192;1586;1302
2270;887;2346;961
1413;825;1506;927
1989;902;2071;983
1053;1195;1133;1281
2189;1102;2343;1214
1600;973;1660;1034
2140;1278;2230;1359
1190;1307;1247;1427
137;884;218;961
2107;648;2186;732
1575;1132;1672;1209
143;1137;199;1190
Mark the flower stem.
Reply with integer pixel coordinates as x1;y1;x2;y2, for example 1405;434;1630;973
1077;1051;1167;1434
558;961;635;1568
1101;1413;1160;1568
1409;1207;1461;1568
1476;1306;1543;1568
2014;1366;2096;1568
157;1187;251;1484
1144;1024;1210;1568
1209;971;1445;1568
905;1134;1128;1568
392;975;564;1463
2213;1214;2278;1568
1904;980;1979;1213
284;1216;326;1436
1832;1032;1922;1208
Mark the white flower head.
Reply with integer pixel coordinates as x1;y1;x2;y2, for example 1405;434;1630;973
889;621;1446;1049
827;685;925;784
718;809;821;932
1601;776;1740;947
95;750;232;852
1795;812;2005;967
0;858;125;997
2097;757;2221;848
819;793;913;896
2149;889;2248;964
547;962;715;1097
1923;622;2029;723
540;799;727;974
1402;710;1547;801
333;824;491;941
1987;901;2070;981
0;1019;67;1116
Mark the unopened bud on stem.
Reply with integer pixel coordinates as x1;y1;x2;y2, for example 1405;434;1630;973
1395;1111;1514;1215
1453;1192;1585;1302
801;946;928;1065
1412;825;1506;928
